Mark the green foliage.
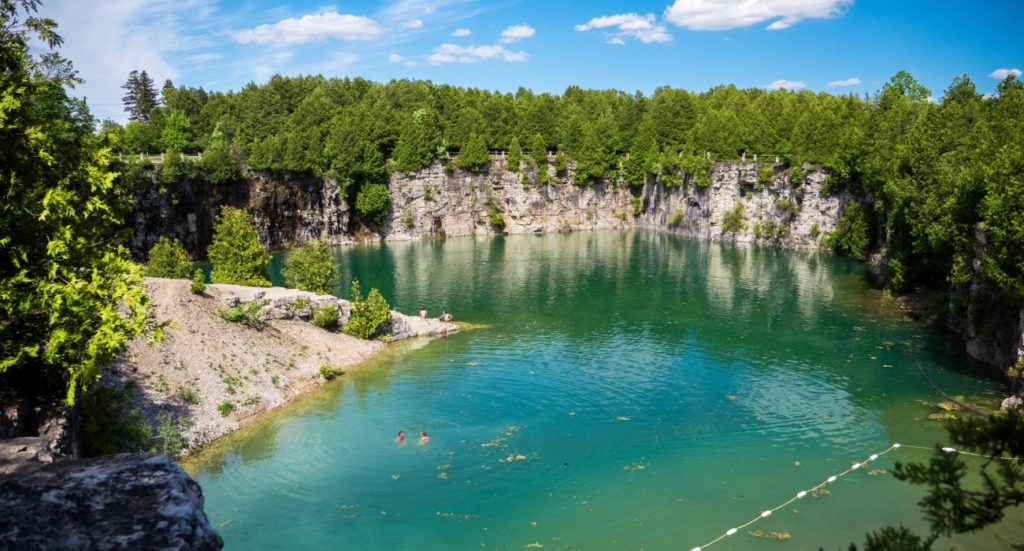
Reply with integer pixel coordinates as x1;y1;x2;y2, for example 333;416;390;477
861;526;931;551
555;151;568;174
668;211;684;226
393;108;439;173
217;400;235;417
0;7;148;403
343;279;392;340
218;301;262;324
529;133;547;168
457;132;489;173
209;206;270;286
828;202;870;260
681;154;712;187
355;183;391;226
179;384;199;405
190;270;206;294
790;163;805;187
319;364;344;380
145;237;192;279
80;383;150;456
722;201;746;234
161;109;191;151
402;205;414;229
160;148;186;184
757;166;775;189
630;196;643;216
122;69;158;122
312;305;339;330
201;129;240;184
283;241;337;294
487;200;506;228
507;136;523;172
809;223;821;239
153;411;189;456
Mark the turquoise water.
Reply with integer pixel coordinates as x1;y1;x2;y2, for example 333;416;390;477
187;231;1013;550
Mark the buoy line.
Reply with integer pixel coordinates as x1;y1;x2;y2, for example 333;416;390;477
689;442;1024;550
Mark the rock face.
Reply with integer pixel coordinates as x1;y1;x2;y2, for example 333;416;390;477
128;159;842;259
0;395;79;476
0;453;223;550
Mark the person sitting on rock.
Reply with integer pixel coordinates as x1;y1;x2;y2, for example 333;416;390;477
440;310;453;323
419;307;427;318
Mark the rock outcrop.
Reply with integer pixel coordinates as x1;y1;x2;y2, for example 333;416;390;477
0;453;223;550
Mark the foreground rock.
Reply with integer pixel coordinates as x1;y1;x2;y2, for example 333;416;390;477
0;453;223;550
111;278;457;456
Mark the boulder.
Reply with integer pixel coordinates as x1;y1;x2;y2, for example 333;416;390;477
0;453;223;550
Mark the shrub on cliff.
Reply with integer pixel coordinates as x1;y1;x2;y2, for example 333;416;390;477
160;148;186;184
283;241;338;295
343;279;391;340
312;305;339;330
722;201;746;234
355;183;391;226
828;202;870;260
457;132;489;173
209;206;270;286
145;237;192;279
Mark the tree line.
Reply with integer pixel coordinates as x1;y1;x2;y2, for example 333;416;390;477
103;70;1024;301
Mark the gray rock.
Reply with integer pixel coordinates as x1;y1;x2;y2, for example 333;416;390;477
0;453;223;550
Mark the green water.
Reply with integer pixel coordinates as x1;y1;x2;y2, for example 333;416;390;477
186;230;1014;550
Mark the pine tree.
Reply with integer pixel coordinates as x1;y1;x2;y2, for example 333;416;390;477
457;132;489;173
283;241;338;295
507;136;522;173
208;207;270;286
121;69;158;121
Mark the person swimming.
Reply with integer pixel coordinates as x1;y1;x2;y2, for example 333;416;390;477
395;431;406;443
419;431;430;444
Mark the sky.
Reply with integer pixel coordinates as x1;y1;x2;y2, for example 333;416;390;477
37;0;1024;122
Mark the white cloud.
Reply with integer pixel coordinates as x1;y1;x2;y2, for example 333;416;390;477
575;13;672;44
388;53;404;63
664;0;853;31
989;68;1022;79
37;0;220;122
426;43;528;64
826;76;861;87
229;11;385;44
500;24;535;43
762;79;805;90
401;19;423;30
451;28;472;37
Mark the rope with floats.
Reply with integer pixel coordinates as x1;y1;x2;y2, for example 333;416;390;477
689;442;1022;550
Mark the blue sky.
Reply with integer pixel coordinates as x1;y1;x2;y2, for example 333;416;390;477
40;0;1023;122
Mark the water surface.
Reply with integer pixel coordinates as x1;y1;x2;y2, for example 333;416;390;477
187;231;1011;550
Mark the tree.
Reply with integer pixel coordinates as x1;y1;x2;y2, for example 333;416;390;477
343;279;392;339
161;109;191;151
507;135;523;172
121;69;159;121
160;147;185;184
393;107;438;173
283;241;338;295
200;125;241;184
828;202;870;259
145;237;192;279
208;206;270;286
1;0;147;404
457;132;489;173
355;183;391;226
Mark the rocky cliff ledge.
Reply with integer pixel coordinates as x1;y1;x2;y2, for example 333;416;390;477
0;453;223;550
129;160;842;258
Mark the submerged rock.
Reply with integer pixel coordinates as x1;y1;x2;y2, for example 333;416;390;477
0;453;223;550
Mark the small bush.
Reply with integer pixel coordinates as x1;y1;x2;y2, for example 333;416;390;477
681;154;712;188
312;305;339;330
217;401;235;417
190;269;206;294
146;237;192;279
790;163;805;187
809;223;821;239
219;301;262;325
209;206;270;286
757;166;774;190
319;364;345;380
283;241;338;295
402;205;414;229
722;201;746;234
424;186;433;202
668;211;684;226
180;384;199;405
487;200;506;228
630;196;643;216
827;202;870;259
80;383;151;456
153;411;189;456
343;279;392;340
356;183;391;225
271;374;280;387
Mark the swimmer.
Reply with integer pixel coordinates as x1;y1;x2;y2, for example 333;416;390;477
419;431;430;444
419;307;427;318
395;431;406;444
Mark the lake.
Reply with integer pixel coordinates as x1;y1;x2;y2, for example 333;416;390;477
185;230;1011;550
